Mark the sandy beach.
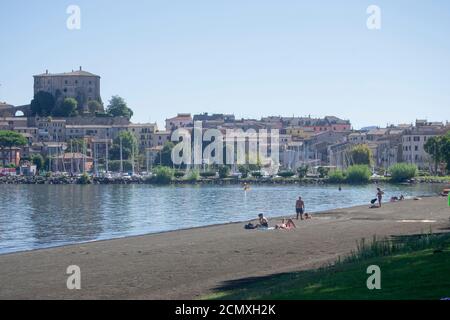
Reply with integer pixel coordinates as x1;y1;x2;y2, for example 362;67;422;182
0;196;449;300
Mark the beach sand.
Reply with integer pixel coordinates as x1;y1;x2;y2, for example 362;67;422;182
0;197;449;300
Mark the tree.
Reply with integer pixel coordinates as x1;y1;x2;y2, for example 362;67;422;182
106;96;134;120
66;139;85;153
109;131;138;161
218;165;230;179
424;132;450;174
31;154;45;172
30;91;55;116
441;132;450;173
87;100;104;114
153;141;175;167
296;165;309;179
424;136;442;174
0;131;27;166
52;98;78;117
350;144;373;166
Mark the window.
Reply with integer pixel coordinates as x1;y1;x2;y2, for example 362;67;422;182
415;146;419;151
413;136;420;142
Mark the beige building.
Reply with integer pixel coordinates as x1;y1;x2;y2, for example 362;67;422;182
402;120;447;170
33;67;101;111
165;114;193;131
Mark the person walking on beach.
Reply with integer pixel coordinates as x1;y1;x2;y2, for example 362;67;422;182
296;197;305;220
377;188;384;207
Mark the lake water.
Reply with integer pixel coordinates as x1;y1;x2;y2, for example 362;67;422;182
0;183;444;254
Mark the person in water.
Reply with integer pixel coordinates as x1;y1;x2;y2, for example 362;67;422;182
296;197;305;220
258;214;269;228
377;188;385;207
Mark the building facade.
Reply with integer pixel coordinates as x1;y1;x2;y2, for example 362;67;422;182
33;67;101;111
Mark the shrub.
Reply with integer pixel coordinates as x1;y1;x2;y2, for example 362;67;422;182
77;173;91;185
389;163;418;183
278;171;295;178
328;170;346;183
186;169;200;182
251;171;262;178
296;165;309;179
345;165;371;184
317;167;330;178
174;171;185;178
238;165;251;178
152;166;174;184
200;171;216;178
218;165;230;179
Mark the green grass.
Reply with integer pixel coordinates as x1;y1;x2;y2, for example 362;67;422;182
206;233;450;300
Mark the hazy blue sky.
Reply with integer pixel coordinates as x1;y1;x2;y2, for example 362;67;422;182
1;0;449;129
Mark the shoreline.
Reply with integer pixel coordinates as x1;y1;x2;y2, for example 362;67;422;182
1;175;449;185
0;197;449;299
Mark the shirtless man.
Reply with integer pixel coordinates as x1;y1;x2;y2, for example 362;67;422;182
296;197;305;220
377;188;385;207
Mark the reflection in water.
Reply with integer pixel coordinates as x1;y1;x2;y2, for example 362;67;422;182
0;183;443;254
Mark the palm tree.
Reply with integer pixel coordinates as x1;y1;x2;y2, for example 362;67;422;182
0;130;28;167
424;136;441;175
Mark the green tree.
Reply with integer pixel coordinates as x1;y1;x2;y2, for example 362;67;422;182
52;98;78;117
218;165;230;178
66;139;85;153
350;144;373;166
441;132;450;173
87;100;104;114
110;131;138;160
31;154;45;172
317;166;330;178
424;132;450;174
106;96;134;120
153;141;175;167
0;131;27;166
30;91;55;116
296;165;309;179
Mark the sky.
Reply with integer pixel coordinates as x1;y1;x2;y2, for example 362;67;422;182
1;0;450;129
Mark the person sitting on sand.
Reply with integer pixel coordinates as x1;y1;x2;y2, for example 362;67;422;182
257;214;269;228
304;213;312;220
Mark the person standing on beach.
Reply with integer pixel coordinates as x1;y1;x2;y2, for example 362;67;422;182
377;188;384;207
296;197;305;220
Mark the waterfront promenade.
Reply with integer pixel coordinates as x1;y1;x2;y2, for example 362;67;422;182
0;197;448;300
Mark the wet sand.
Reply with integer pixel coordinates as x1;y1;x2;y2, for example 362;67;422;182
0;197;449;300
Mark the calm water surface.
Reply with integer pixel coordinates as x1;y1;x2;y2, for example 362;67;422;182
0;184;444;254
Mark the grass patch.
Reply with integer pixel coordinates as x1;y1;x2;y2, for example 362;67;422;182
206;232;450;300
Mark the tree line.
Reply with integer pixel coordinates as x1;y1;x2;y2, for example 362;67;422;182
30;92;133;120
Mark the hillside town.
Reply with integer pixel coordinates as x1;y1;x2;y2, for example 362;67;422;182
0;68;449;178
